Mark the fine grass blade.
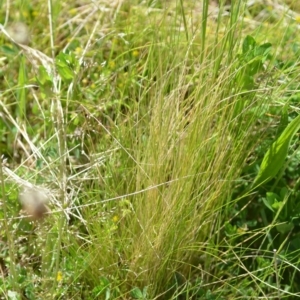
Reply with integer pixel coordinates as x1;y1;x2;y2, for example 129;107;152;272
253;113;300;188
17;55;27;121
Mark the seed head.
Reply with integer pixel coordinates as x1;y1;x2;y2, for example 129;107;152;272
19;188;50;220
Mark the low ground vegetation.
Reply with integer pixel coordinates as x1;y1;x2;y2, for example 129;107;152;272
1;0;300;299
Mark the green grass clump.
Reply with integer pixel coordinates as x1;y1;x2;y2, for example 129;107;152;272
1;0;300;299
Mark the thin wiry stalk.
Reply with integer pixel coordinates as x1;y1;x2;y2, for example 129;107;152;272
47;0;67;291
200;0;209;63
3;0;10;27
47;0;56;62
179;0;189;41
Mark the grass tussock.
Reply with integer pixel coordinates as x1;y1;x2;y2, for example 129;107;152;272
1;0;300;299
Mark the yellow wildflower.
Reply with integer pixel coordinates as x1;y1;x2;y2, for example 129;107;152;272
69;8;78;16
109;61;116;69
112;215;119;223
56;271;63;282
75;47;83;55
132;50;139;57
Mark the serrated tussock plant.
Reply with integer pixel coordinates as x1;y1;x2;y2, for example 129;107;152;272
79;0;273;296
